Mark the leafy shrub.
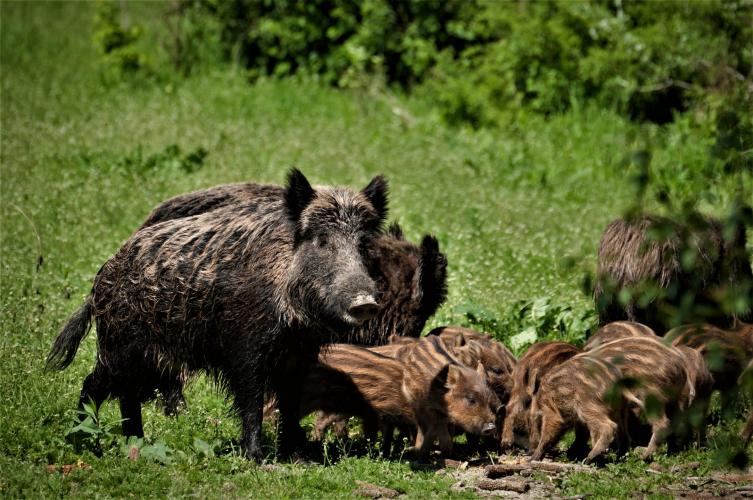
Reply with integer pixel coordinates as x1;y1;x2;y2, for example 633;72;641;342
452;297;597;355
163;1;225;76
172;0;752;127
430;0;753;126
190;0;474;88
93;1;152;80
67;401;123;452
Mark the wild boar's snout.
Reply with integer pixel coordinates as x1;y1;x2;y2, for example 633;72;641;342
348;294;379;323
482;421;497;436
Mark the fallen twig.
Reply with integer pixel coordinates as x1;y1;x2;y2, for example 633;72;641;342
486;461;594;478
476;478;530;493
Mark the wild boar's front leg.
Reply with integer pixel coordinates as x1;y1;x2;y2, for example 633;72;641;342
226;359;266;462
273;349;320;457
233;385;265;462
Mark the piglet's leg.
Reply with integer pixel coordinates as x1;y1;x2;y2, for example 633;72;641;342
585;419;617;463
566;424;591;460
640;412;671;459
409;424;430;460
741;410;753;446
436;424;453;456
531;412;564;461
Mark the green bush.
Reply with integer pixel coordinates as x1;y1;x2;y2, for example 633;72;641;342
191;0;474;87
176;0;752;128
430;0;752;126
93;1;152;80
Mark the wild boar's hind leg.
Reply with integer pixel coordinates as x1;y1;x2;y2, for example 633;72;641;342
159;376;187;417
78;363;112;415
119;393;144;438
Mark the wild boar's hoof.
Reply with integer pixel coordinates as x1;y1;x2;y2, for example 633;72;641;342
243;445;264;463
346;295;379;323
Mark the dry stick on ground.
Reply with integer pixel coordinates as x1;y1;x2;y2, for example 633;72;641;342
486;461;595;478
476;478;530;493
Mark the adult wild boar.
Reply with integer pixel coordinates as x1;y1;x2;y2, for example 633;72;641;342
137;183;447;419
46;169;389;461
594;214;752;332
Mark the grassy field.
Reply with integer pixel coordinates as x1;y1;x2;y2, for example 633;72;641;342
1;2;751;498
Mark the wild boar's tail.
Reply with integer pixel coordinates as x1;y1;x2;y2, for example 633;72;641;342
45;297;93;371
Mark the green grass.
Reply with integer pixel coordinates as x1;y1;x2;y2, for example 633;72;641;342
1;2;751;498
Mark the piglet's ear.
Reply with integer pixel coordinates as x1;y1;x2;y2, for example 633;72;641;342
285;168;315;223
476;362;487;382
362;175;389;225
446;363;462;388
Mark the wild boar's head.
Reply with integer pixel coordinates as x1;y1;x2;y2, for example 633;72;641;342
284;169;388;327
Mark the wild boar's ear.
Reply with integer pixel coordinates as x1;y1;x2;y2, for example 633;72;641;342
284;168;315;223
476;362;487;382
362;174;389;225
446;364;462;388
413;235;448;314
468;340;484;358
387;221;404;240
432;364;450;391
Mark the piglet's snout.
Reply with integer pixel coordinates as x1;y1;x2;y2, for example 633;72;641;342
482;422;497;436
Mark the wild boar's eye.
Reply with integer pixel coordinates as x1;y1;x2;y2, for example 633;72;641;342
490;367;503;375
316;235;328;248
466;395;477;406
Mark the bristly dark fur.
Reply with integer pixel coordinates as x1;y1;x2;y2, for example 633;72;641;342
594;214;752;332
137;181;444;346
47;170;389;462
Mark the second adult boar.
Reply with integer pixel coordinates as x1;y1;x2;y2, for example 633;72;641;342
594;214;752;332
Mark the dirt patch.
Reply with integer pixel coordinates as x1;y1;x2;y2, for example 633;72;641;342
437;457;581;498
